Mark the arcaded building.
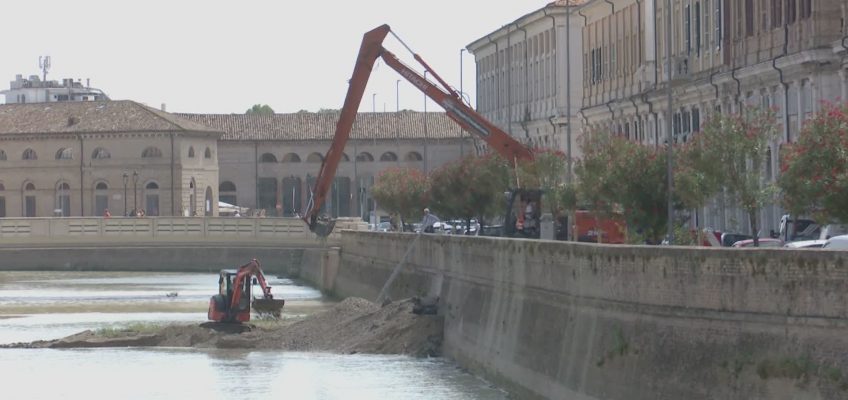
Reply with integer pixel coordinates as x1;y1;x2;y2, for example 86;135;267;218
0;99;470;219
178;111;470;218
0;101;221;217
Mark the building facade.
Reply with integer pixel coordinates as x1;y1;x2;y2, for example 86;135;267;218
472;0;846;235
0;101;220;218
2;74;109;104
178;111;470;218
466;0;585;178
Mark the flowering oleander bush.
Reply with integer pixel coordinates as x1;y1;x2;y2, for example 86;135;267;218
779;101;848;223
428;154;510;224
371;167;430;228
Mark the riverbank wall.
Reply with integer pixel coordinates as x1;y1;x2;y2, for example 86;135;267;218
307;231;848;400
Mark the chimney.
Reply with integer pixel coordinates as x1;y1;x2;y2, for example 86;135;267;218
161;103;167;112
86;78;90;88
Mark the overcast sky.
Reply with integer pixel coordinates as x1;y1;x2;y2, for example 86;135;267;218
1;0;551;114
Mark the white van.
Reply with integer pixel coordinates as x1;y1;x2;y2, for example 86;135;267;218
822;235;848;250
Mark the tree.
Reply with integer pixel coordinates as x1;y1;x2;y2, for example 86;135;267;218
246;104;275;115
516;149;577;215
779;101;848;223
696;108;779;246
429;154;510;226
371;167;430;230
574;131;671;244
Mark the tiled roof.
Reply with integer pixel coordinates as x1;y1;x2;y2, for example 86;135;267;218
175;111;465;141
0;100;222;136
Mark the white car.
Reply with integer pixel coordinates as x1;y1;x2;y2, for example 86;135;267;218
822;235;848;250
784;240;827;249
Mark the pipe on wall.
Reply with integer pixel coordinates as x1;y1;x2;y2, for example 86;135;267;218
78;134;84;216
170;133;176;216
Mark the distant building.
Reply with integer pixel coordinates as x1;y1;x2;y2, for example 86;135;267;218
1;74;109;104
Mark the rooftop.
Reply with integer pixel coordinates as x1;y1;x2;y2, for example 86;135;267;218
0;100;222;135
176;111;465;141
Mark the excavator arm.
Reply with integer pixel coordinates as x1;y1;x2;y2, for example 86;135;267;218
303;24;534;237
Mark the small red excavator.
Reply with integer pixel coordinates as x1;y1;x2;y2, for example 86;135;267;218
302;24;535;237
207;259;285;323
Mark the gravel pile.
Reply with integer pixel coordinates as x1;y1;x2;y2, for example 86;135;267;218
3;297;444;358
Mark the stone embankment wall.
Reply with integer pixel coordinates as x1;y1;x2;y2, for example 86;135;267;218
315;231;848;400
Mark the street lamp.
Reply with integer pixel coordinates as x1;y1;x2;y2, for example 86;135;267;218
424;70;429;172
132;170;139;213
665;0;675;244
122;172;128;216
460;48;466;157
396;80;401;112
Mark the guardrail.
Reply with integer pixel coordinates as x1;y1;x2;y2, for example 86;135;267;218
0;217;368;246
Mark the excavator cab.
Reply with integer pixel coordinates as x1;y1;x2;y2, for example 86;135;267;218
208;259;285;323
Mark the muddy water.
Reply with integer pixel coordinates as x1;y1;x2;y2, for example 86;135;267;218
0;272;508;399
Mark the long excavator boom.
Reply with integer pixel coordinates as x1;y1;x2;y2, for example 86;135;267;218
303;24;534;237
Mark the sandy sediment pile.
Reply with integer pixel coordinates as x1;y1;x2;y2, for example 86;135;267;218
2;298;444;357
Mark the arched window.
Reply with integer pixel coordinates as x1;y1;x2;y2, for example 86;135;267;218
380;152;398;162
259;153;277;163
306;152;324;163
188;147;195;158
204;147;212;159
219;181;236;192
145;181;160;216
0;150;7;161
282;153;301;163
94;182;109;216
405;151;423;161
91;147;111;159
142;147;163;158
56;182;71;216
56;148;73;160
188;178;197;216
22;148;37;160
356;152;374;162
219;181;238;209
23;182;36;217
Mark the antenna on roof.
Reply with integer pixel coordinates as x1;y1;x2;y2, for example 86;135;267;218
38;56;51;82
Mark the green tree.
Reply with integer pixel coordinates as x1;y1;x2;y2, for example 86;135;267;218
696;108;779;246
516;149;577;215
429;154;510;226
371;167;430;230
246;104;275;115
779;101;848;223
574;131;671;244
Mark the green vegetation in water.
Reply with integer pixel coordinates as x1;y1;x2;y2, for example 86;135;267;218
95;322;162;338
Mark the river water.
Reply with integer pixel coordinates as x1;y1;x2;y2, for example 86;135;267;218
0;271;508;400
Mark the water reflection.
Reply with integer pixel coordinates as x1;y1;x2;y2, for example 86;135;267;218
1;349;508;399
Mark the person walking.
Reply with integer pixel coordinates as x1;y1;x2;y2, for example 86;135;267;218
420;208;440;233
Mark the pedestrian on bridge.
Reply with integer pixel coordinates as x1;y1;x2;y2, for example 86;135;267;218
420;208;440;234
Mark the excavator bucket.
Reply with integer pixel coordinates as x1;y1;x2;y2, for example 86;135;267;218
252;298;285;319
309;216;336;238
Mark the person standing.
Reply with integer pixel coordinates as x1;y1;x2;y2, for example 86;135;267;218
103;209;111;218
420;208;440;233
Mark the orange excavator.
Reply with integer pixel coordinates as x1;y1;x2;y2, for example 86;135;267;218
302;24;535;237
207;259;285;323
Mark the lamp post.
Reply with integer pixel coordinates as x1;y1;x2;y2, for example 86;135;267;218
132;170;139;213
460;48;466;157
424;70;429;172
396;80;401;112
122;172;128;216
665;0;675;244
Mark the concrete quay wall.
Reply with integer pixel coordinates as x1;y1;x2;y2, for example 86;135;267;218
321;231;848;400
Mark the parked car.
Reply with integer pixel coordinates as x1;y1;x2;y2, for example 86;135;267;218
721;232;752;247
784;240;827;249
376;221;392;232
731;238;784;248
822;235;848;250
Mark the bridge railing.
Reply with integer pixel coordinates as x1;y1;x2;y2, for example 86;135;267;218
0;217;368;246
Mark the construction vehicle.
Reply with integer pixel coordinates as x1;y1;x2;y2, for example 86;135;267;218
207;259;285;323
302;24;534;237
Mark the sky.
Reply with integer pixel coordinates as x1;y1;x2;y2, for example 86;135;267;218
0;0;552;114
